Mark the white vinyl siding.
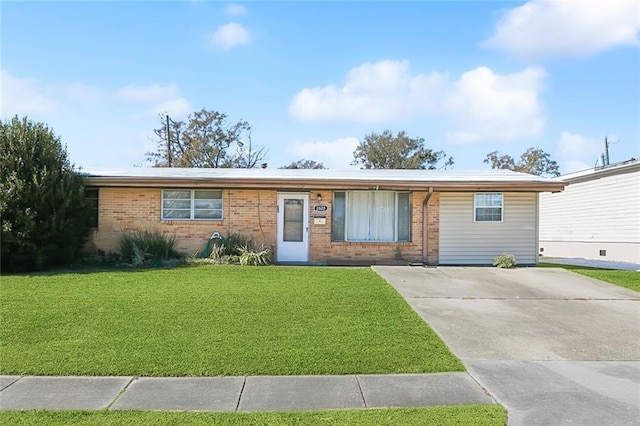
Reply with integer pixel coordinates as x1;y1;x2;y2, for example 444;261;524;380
540;169;640;244
440;192;538;265
539;165;640;263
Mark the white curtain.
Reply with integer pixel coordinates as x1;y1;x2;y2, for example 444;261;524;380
346;192;395;241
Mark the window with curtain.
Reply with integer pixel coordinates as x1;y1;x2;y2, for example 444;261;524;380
162;189;223;220
332;191;411;242
474;192;503;222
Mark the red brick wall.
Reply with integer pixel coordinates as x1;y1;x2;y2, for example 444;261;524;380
91;187;440;264
308;190;439;264
426;193;440;265
91;188;277;256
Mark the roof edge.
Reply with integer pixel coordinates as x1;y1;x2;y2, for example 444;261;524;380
84;176;566;192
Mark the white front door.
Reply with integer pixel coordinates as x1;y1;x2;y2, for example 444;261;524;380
277;193;309;262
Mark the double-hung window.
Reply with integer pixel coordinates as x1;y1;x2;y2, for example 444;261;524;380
162;189;223;220
474;192;503;222
332;191;411;242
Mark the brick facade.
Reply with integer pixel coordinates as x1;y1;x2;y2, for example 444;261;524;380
425;192;440;265
90;187;440;264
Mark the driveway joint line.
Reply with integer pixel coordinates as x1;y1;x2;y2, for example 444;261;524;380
105;376;135;411
464;371;498;405
0;376;22;392
355;375;368;408
234;376;247;412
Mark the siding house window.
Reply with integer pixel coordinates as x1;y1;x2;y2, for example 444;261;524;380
332;191;411;242
85;187;99;228
162;189;223;220
474;193;503;222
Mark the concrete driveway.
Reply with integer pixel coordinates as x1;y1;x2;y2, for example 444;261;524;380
374;266;640;426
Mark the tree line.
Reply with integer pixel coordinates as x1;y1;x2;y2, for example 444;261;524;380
148;108;559;176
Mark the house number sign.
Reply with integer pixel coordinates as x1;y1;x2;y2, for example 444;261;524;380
314;205;328;212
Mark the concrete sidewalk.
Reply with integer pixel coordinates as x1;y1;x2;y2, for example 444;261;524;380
0;373;495;412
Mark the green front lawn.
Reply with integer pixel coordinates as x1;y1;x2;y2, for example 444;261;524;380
0;406;506;426
1;266;463;376
539;263;640;292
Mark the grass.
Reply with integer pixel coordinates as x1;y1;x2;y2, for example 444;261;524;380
0;266;463;376
539;262;640;292
0;406;506;425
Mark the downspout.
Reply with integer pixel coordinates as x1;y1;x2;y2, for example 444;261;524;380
421;186;434;265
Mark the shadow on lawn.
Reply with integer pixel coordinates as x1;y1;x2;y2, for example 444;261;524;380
6;261;191;277
537;262;607;271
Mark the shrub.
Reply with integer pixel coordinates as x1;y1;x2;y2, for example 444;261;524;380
206;244;240;265
119;229;181;267
0;116;92;272
493;253;517;269
238;244;271;266
198;233;253;259
191;233;271;266
217;233;254;256
75;250;121;267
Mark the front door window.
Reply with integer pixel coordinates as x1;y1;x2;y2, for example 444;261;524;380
283;199;304;242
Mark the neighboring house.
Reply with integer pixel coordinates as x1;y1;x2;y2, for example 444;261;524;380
539;158;640;264
82;168;565;265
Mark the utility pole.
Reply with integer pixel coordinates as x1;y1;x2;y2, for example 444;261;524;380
166;115;172;167
604;136;610;166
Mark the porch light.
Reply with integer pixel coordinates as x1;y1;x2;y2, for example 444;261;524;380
317;193;322;201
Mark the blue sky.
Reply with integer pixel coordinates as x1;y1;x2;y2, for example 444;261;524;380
2;0;639;173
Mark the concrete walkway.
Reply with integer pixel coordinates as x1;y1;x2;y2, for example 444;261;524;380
0;373;495;412
374;266;640;426
541;256;640;271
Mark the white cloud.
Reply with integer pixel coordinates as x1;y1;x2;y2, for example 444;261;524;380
0;70;196;168
290;60;546;144
289;60;447;122
115;83;191;119
147;98;192;119
116;84;180;103
562;160;594;174
209;22;252;50
0;69;58;116
484;0;640;58
0;70;192;121
289;137;360;169
556;131;603;173
226;3;246;16
444;66;546;144
557;131;601;159
56;83;107;104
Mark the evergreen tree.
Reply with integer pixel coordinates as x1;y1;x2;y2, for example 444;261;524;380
0;116;91;271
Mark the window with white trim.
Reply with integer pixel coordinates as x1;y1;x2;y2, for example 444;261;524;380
474;192;503;222
162;189;223;220
332;191;411;242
